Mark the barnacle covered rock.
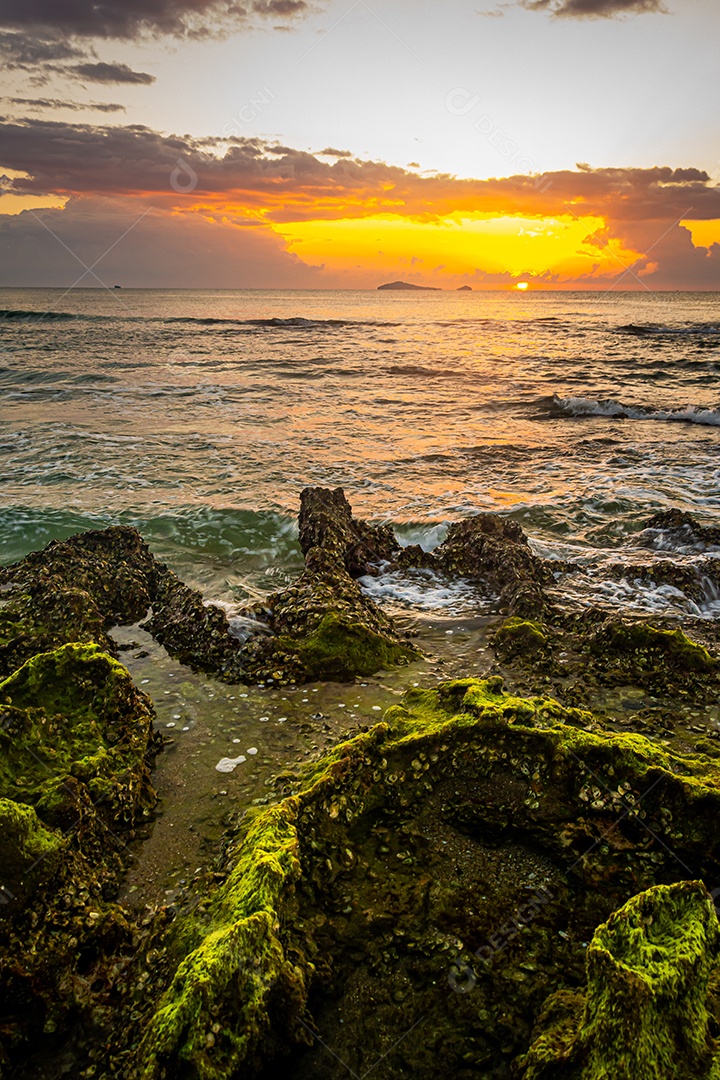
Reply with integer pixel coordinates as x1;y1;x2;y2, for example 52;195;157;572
0;643;158;1071
0;526;156;678
517;880;720;1080
133;678;720;1080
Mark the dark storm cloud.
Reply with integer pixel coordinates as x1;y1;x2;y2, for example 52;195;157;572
0;0;310;40
522;0;666;15
0;0;313;84
5;97;126;113
71;62;156;85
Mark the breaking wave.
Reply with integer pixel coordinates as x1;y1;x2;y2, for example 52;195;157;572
545;394;720;427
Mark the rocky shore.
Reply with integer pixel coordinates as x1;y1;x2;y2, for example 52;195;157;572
2;488;720;1078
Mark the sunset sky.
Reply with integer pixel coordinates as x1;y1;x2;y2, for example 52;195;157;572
1;0;719;289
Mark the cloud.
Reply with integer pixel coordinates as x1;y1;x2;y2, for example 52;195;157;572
0;196;323;288
521;0;666;16
70;62;156;85
0;30;85;68
0;0;311;40
0;0;314;85
2;120;718;226
0;119;718;289
4;97;126;113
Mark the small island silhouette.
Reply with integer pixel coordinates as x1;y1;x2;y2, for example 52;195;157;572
377;280;441;291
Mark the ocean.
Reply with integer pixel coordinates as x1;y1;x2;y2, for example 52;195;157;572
3;286;720;620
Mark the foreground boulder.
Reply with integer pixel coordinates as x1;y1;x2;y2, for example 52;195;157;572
0;644;158;1073
126;677;720;1080
517;880;720;1079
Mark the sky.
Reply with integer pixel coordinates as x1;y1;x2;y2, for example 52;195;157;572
0;0;719;289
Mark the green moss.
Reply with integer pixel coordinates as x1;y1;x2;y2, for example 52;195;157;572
139;802;308;1080
518;881;720;1079
136;677;720;1079
285;610;416;680
0;641;159;1072
0;642;154;819
591;623;715;673
493;617;547;657
0;797;64;888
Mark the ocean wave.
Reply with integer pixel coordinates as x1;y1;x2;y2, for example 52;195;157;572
0;309;77;321
0;309;399;330
618;322;720;338
545;394;720;427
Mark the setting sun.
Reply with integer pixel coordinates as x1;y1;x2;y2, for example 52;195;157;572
515;282;530;290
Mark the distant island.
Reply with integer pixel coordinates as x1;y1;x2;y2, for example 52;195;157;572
377;281;441;291
457;285;472;291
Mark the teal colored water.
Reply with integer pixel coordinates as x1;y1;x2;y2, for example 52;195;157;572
2;287;720;612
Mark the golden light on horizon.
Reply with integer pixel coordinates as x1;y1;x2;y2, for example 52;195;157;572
515;281;529;290
275;211;644;285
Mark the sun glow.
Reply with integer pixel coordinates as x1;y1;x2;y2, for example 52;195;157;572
515;281;529;290
275;211;644;286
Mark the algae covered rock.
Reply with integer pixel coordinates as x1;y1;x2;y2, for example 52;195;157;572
0;643;159;1072
0;642;157;828
517;880;720;1080
493;617;548;658
131;678;720;1080
0;526;157;678
239;488;419;683
590;621;715;674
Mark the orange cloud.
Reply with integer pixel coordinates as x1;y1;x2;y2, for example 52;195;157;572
1;120;719;288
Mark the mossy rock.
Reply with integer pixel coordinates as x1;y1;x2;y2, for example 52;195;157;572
286;610;416;680
590;622;715;673
518;880;720;1079
493;617;547;658
0;798;64;904
0;643;159;1071
0;642;156;824
134;679;720;1080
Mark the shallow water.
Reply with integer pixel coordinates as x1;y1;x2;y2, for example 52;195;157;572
111;612;497;908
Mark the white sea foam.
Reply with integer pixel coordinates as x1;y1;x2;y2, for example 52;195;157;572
215;754;246;773
359;567;493;615
551;394;720;427
549;568;720;620
637;526;720;557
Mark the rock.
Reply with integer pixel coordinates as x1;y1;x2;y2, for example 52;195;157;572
240;488;418;683
143;567;247;681
387;510;551;617
0;643;159;1069
0;497;419;687
297;486;400;577
590;622;715;674
0;526;156;678
131;678;720;1079
492;618;547;658
517;880;720;1079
